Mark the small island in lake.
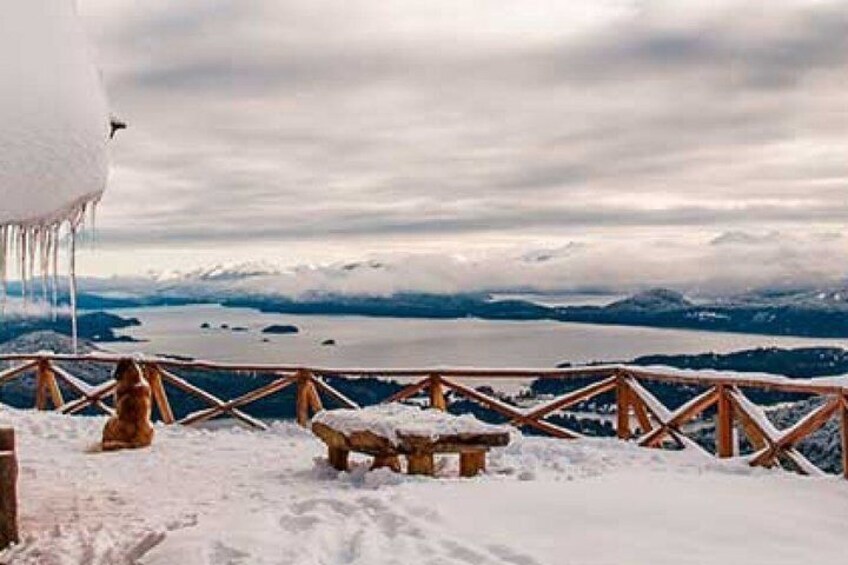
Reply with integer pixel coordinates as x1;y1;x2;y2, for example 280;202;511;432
261;324;299;335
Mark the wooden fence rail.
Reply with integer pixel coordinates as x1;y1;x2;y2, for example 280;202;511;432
0;353;846;479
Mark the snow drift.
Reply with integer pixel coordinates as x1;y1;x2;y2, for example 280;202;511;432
1;407;847;564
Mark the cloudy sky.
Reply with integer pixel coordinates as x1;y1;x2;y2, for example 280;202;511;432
75;0;848;293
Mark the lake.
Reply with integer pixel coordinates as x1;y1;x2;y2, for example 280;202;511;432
105;303;848;369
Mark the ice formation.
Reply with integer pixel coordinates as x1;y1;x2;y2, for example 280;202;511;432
0;1;112;349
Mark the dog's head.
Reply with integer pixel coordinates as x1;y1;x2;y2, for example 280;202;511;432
113;359;148;394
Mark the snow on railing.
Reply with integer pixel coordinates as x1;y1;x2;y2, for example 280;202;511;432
0;353;846;479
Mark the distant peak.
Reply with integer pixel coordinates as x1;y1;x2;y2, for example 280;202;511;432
606;288;692;311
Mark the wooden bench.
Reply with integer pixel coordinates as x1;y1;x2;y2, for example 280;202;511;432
311;405;510;477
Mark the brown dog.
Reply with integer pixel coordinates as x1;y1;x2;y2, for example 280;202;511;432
102;359;154;451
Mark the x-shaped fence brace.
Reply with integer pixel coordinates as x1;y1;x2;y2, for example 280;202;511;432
0;357;846;478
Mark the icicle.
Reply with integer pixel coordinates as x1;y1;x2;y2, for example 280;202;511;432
0;195;99;352
69;223;79;354
51;226;59;320
0;225;7;315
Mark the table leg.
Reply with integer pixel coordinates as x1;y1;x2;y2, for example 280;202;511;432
406;452;434;476
459;450;486;477
328;447;349;471
372;454;401;472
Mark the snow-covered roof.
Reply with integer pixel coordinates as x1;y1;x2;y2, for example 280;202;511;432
0;0;109;227
0;1;111;349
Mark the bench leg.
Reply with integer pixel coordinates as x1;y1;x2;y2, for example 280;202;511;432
328;447;349;471
372;454;401;472
460;451;486;477
406;453;434;476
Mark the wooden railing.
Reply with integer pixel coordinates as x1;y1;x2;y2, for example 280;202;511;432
0;353;846;479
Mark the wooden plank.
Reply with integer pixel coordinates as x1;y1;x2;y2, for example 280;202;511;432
624;377;672;423
50;364;115;416
312;377;359;409
0;428;18;550
382;377;430;404
783;448;826;477
716;385;734;458
59;380;117;416
158;368;267;430
143;364;175;424
397;432;509;453
0;361;37;386
440;376;582;439
307;377;323;413
630;391;653;434
773;396;839;447
727;388;819;473
312;422;396;456
523;376;617;421
632;382;718;448
728;390;771;453
179;374;297;427
749;397;839;468
429;374;447;411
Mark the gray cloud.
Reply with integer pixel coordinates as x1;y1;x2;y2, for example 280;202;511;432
73;0;848;290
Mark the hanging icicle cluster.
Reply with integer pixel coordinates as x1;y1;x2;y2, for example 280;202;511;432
0;197;98;348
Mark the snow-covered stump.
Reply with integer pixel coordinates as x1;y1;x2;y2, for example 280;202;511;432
0;428;18;550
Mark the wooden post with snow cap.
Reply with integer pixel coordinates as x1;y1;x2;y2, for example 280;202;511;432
0;428;18;550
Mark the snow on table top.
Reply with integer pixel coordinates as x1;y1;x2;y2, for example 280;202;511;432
312;404;510;444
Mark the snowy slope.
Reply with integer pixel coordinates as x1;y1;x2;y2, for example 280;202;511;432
1;408;846;564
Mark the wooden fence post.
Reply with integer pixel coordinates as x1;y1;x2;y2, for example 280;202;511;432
306;372;323;415
716;385;734;458
144;364;175;424
296;370;322;427
0;428;18;550
35;359;63;411
615;372;631;440
429;373;447;411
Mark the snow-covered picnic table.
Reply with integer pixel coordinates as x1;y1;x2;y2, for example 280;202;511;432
311;404;511;477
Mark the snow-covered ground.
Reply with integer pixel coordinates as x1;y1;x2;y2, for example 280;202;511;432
1;408;846;565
